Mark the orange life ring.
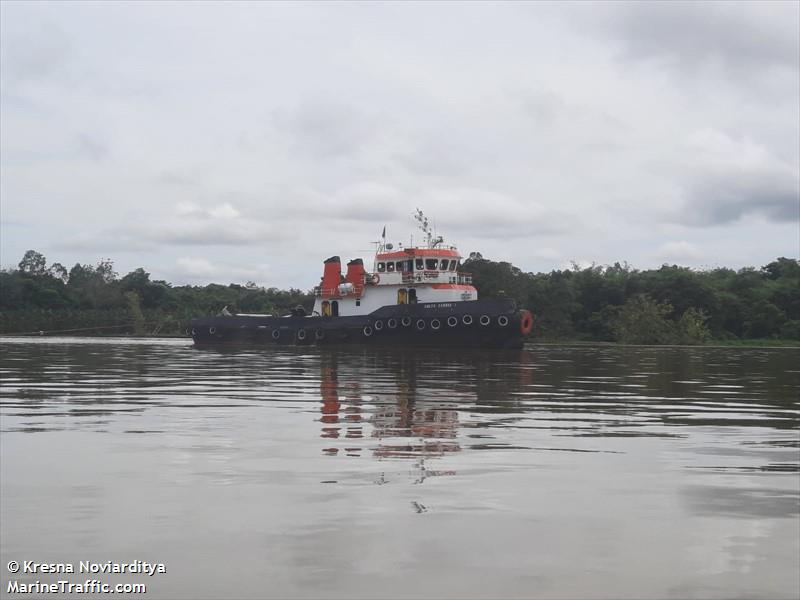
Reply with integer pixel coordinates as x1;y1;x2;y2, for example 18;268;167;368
372;273;380;284
520;310;534;335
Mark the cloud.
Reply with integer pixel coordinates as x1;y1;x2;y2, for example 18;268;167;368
0;18;72;83
149;203;282;246
416;187;573;238
273;99;378;159
671;129;799;226
208;203;240;219
56;202;286;252
75;133;109;161
571;1;799;74
655;241;702;263
1;2;797;285
174;256;272;285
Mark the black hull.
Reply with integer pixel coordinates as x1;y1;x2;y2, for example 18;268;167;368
190;299;528;349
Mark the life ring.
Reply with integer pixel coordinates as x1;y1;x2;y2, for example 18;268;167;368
372;274;380;285
416;319;426;331
498;315;509;327
363;325;373;337
271;329;280;340
374;320;384;331
387;318;398;329
447;316;458;327
520;310;534;335
462;314;473;326
297;328;307;341
479;315;491;326
209;326;217;335
401;316;412;327
315;328;325;341
431;318;441;330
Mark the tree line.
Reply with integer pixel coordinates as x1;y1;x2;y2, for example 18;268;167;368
463;253;799;344
1;249;798;343
0;250;312;336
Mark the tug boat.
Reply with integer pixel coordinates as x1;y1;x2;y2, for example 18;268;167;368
189;211;533;349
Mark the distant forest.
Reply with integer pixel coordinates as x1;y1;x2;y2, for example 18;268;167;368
1;249;798;344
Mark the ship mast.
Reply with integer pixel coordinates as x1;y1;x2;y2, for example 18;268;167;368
414;208;444;249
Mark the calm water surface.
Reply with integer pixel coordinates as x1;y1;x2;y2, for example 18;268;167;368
1;338;798;599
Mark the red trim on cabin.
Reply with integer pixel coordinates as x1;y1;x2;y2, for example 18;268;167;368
376;248;460;260
430;284;477;291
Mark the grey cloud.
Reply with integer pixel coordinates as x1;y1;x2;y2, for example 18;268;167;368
0;19;71;83
75;133;109;161
678;170;799;226
148;208;288;246
56;205;289;251
667;129;800;227
278;183;408;223
395;141;469;178
155;171;196;186
520;91;566;125
273;100;377;159
54;232;156;253
2;2;798;283
575;1;799;73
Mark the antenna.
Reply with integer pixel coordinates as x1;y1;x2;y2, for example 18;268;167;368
414;208;434;248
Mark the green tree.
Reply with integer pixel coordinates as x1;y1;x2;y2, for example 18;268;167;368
675;307;711;345
18;250;47;276
612;294;675;344
124;291;146;335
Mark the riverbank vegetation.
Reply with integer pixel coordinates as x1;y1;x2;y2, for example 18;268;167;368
1;250;798;345
464;253;799;344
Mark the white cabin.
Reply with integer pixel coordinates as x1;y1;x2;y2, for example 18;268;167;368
312;242;477;317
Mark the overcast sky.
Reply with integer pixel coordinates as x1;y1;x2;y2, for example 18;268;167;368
1;1;798;288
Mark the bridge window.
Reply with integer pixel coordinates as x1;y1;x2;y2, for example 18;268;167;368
396;261;405;272
415;258;424;270
377;262;386;272
386;262;395;272
425;258;438;270
449;260;457;271
440;259;449;270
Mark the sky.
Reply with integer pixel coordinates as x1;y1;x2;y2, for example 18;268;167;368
1;1;798;289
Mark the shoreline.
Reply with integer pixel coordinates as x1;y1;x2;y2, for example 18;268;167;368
1;333;797;350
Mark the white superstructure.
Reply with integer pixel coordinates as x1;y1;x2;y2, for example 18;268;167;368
312;213;477;317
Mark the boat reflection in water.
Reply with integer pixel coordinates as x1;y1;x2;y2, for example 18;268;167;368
316;348;535;470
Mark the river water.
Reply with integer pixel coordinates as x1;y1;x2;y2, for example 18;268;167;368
1;338;798;599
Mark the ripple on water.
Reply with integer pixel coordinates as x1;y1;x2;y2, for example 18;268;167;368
1;338;798;599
